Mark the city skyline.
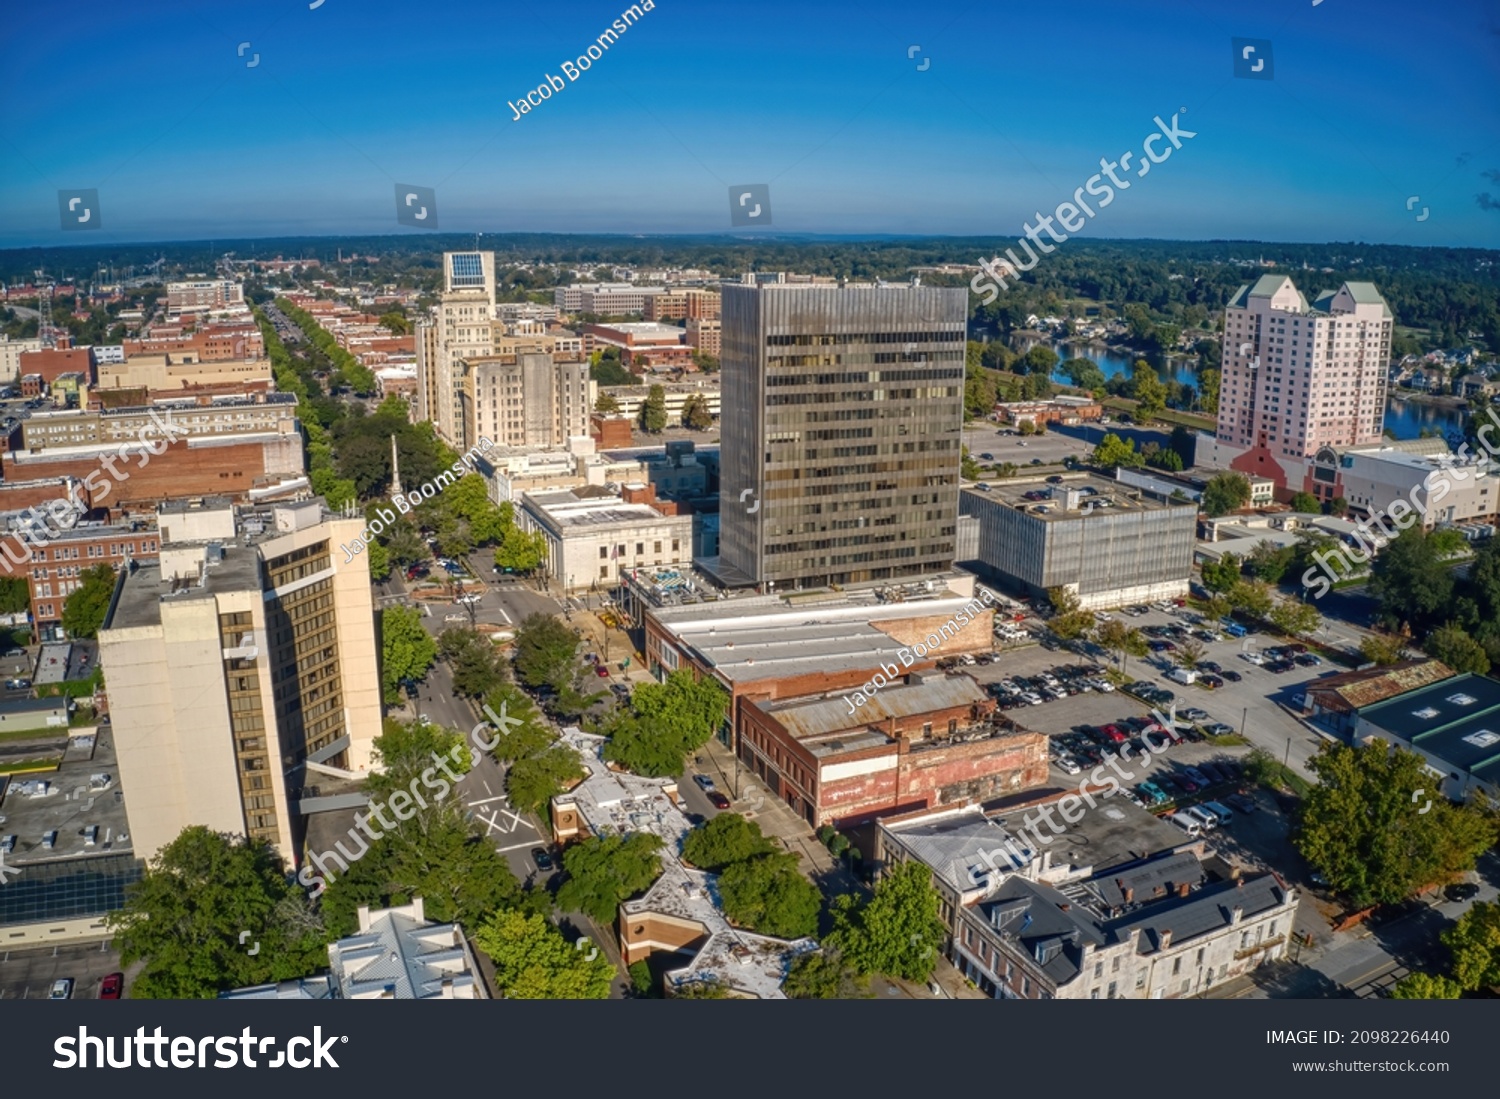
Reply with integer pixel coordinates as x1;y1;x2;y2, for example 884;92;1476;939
1;0;1497;248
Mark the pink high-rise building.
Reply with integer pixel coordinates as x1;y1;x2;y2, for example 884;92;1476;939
1211;275;1392;499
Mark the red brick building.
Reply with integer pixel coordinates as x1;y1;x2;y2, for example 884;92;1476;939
738;672;1049;827
18;348;94;386
1;522;160;635
590;413;634;449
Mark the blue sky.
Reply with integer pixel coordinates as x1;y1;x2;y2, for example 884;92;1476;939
1;0;1498;248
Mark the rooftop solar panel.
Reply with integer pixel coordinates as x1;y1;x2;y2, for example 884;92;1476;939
449;253;485;288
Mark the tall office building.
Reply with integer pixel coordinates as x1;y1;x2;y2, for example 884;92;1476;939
1212;276;1392;494
717;282;967;590
415;252;498;447
461;330;591;448
98;498;381;862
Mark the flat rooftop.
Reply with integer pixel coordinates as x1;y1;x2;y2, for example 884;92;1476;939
883;806;1037;894
964;472;1185;520
105;552;264;632
645;578;993;686
0;727;134;868
1359;673;1500;786
523;489;680;531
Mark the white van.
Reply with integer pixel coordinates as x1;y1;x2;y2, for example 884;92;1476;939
1184;805;1219;832
1166;812;1201;838
1166;667;1198;686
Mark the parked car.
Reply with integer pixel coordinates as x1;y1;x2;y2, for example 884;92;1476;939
98;972;123;1000
707;791;731;810
1444;882;1481;903
1199;673;1224;689
1165;812;1201;838
1180;707;1210;723
693;774;716;792
1225;793;1258;814
1221;670;1243;682
4;677;30;690
49;978;74;1000
594;664;611;677
1056;756;1081;776
530;847;555;872
1294;653;1322;667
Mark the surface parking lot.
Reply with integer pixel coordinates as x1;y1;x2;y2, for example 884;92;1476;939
967;604;1338;779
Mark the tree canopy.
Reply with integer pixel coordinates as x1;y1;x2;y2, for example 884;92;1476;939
681;812;775;871
61;563;118;639
474;908;616;999
555;833;665;925
718;851;822;939
601;669;729;777
381;604;438;703
1294;741;1498;909
1090;432;1145;470
513;612;579;691
1202;472;1252;518
826;861;946;982
106;827;327;999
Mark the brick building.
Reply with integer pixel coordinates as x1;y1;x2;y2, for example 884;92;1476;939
18;348;94;386
0;521;161;636
739;672;1049;827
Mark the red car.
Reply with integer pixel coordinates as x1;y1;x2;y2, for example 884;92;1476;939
1099;724;1128;745
99;972;123;999
708;791;731;810
594;664;611;677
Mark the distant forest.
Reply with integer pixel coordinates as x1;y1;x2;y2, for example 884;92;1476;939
3;234;1496;351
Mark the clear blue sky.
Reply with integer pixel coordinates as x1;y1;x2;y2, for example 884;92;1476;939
1;0;1497;248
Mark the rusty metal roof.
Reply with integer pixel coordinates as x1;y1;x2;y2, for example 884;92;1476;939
1306;659;1455;712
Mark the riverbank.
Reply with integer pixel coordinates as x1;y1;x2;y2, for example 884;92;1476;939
1387;390;1470;409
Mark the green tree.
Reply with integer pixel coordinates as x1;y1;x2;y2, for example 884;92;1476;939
1389;972;1464;999
377;311;411;335
1295;741;1498;909
783;949;868;999
640;384;668;434
1360;634;1407;666
381;605;438;703
718;852;821;939
1424;623;1491;674
1097;618;1149;674
1174;637;1207;669
106;827;326;999
1131;361;1167;420
1148;446;1184;472
1046;585;1094;642
1289;491;1321;514
1090;432;1144;470
964;368;998;419
440;627;509;698
602;669;728;777
61;564;117;639
506;745;586;814
555;833;665;925
1023;344;1058;377
1059;357;1107;392
595;392;621;413
1200;553;1242;594
961;446;983;481
827;861;946;982
1021;371;1053;400
513;612;579;691
1202;472;1252;517
1328;496;1350;517
474;908;615;999
1444;901;1500;991
1227;579;1274;619
1268;597;1321;638
681;392;714;430
681;813;775;871
1249;539;1297;583
0;576;30;614
1370;527;1456;635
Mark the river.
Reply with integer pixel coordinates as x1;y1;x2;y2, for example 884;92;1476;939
1025;339;1468;442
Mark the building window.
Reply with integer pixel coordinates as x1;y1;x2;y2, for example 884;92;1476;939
600;546;609;559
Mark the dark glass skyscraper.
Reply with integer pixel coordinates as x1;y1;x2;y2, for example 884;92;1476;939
718;282;967;590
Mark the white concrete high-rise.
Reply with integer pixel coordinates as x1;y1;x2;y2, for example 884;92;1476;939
415;252;498;447
1211;276;1393;497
